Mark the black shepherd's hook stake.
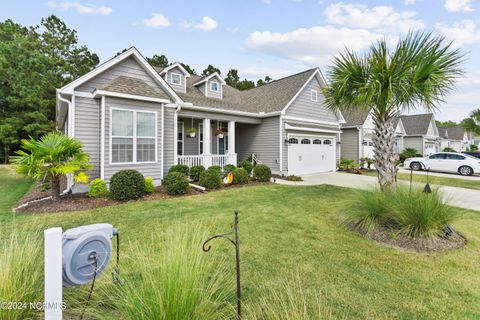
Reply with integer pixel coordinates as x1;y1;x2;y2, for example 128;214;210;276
409;166;413;194
203;210;241;319
423;166;432;193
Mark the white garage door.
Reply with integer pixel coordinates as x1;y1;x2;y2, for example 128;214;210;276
288;136;336;175
424;142;437;156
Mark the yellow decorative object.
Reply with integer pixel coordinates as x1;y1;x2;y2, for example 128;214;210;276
226;172;233;184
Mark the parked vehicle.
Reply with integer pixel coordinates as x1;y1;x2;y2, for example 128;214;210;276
462;151;480;159
404;152;480;176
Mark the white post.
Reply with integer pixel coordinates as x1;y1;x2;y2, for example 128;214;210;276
203;118;212;168
44;228;63;320
228;120;237;166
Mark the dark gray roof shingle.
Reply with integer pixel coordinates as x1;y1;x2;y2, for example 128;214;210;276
438;125;465;140
400;113;434;135
102;76;170;99
341;109;370;127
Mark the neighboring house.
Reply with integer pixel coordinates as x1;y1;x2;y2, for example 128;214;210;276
56;47;345;190
400;113;440;156
438;126;474;152
340;109;406;163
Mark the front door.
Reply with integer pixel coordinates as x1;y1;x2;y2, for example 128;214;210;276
217;121;228;155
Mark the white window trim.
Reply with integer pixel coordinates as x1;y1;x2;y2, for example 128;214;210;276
178;121;185;156
310;89;318;102
109;107;158;165
210;81;220;92
170;72;182;85
199;122;204;155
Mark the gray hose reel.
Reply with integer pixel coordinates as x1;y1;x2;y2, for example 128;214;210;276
62;223;117;287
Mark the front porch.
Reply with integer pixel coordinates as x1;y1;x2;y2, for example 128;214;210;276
175;116;238;169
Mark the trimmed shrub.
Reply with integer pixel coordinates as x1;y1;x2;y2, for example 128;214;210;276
168;164;190;176
208;165;222;177
163;172;190;195
254;164;272;182
232;168;248;184
443;147;456;152
199;169;222;190
399;148;422;164
239;161;253;175
190;165;205;182
110;170;145;201
145;177;155;194
223;164;236;177
88;178;108;198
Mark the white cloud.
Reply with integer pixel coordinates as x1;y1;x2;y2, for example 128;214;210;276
47;1;112;15
143;13;171;28
404;0;417;4
324;2;424;33
262;0;272;4
193;16;218;31
444;0;474;13
435;20;480;47
246;26;387;67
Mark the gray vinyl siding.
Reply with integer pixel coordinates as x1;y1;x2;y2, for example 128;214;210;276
163;107;175;176
286;77;338;123
180;118;202;155
236;116;280;171
104;97;163;183
340;128;360;163
206;79;222;99
76;56;169;96
166;66;185;93
403;136;424;155
75;96;100;178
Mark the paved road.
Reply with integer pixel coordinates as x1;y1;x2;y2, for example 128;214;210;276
274;172;480;211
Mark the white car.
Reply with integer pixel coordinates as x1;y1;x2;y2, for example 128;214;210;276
404;152;480;176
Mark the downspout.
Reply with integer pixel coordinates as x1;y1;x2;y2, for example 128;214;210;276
173;104;182;167
57;91;74;194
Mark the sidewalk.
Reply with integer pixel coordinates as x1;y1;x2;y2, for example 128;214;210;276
274;172;480;211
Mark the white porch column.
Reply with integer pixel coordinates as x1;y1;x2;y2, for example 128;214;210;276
228;120;237;166
203;118;212;167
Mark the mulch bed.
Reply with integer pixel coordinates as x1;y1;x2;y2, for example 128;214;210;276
15;178;271;214
347;223;467;252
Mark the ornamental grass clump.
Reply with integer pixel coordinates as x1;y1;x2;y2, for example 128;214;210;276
99;224;233;319
346;189;390;232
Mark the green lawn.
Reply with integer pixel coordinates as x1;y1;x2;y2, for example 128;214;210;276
362;170;480;190
2;167;480;319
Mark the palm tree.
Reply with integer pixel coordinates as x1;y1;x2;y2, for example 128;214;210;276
462;108;480;136
323;32;463;190
11;132;91;200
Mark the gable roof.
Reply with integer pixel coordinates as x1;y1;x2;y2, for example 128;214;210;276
438;125;466;141
193;72;226;86
341;109;370;127
101;76;170;100
158;62;191;77
59;47;182;103
400;113;435;136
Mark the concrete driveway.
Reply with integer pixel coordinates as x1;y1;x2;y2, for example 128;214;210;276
274;172;480;211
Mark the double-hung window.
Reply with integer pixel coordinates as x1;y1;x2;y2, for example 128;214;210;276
171;73;181;85
111;109;156;164
210;81;219;92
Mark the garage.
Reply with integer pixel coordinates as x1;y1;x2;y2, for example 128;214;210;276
287;135;336;175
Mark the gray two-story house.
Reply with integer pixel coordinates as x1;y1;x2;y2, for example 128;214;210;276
56;47;345;190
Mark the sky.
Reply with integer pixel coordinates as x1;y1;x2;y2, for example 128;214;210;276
1;0;479;122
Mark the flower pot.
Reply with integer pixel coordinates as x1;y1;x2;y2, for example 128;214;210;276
189;132;196;138
217;133;224;139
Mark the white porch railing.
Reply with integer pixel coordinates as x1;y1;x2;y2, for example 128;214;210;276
177;154;237;170
178;155;204;167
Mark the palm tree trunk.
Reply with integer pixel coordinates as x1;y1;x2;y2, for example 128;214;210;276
51;175;61;200
372;112;397;190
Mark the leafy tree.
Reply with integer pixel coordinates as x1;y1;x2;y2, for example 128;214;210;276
323;32;463;190
202;64;221;76
11;132;91;200
469;144;478;152
181;63;196;75
237;79;255;90
256;76;273;87
436;120;458;127
147;54;169;69
461;109;480;135
224;69;255;90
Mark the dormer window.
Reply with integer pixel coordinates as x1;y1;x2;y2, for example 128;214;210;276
311;89;318;102
210;81;219;92
171;73;181;85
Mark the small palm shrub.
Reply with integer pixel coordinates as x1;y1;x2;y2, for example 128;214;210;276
239;161;253;175
254;164;272;182
110;170;145;201
199;168;222;189
190;165;205;181
98;225;233;319
390;187;458;238
163;172;190;195
207;165;222;177
339;159;357;171
223;164;236;177
168;164;190;176
0;232;43;320
145;177;155;194
88;178;108;198
232;168;248;184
